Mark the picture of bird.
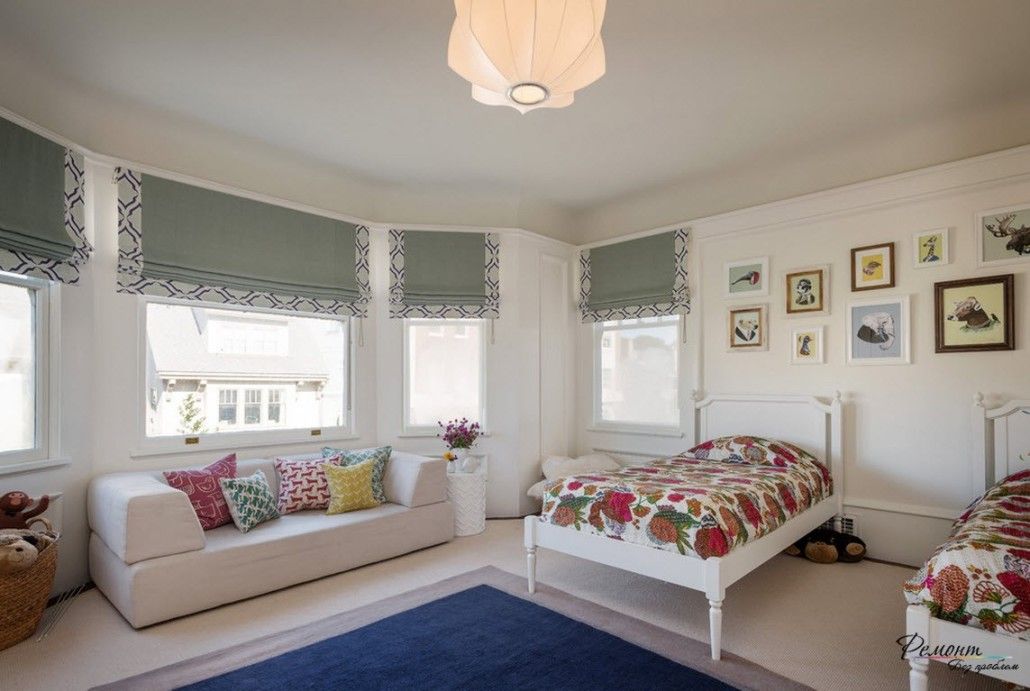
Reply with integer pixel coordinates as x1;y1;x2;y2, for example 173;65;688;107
862;259;882;276
730;270;761;287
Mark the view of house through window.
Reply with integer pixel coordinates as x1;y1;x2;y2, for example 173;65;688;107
405;319;484;430
596;315;679;428
145;302;349;437
0;277;38;455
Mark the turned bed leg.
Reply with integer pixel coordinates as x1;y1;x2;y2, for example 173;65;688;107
708;599;723;660
908;657;929;691
526;547;537;594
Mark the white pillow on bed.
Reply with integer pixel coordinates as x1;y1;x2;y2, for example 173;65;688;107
526;479;551;500
541;453;620;481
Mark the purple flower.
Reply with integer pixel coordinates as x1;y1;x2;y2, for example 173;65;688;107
437;418;481;450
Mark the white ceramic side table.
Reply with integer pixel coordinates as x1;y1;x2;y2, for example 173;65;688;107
446;459;487;537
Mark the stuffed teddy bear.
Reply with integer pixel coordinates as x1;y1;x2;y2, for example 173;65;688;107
785;528;866;564
0;534;39;575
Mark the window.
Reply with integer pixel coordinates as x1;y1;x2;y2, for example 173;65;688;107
0;273;51;466
594;315;679;429
144;301;351;441
404;319;485;432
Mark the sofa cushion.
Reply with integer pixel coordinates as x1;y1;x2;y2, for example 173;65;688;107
326;461;381;514
324;445;391;502
275;455;342;514
219;470;280;533
163;454;237;530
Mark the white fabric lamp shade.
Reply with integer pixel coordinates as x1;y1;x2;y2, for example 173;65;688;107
448;0;607;113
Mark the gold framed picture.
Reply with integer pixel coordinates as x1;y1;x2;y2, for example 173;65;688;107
934;274;1015;353
785;266;828;316
728;304;767;351
850;242;895;291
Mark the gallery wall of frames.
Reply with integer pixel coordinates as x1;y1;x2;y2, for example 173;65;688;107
575;146;1030;568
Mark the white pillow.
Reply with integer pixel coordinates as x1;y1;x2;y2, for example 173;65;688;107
541;453;620;481
526;479;550;500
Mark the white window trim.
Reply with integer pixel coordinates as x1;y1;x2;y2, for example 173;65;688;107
590;315;684;437
135;296;357;457
401;317;488;437
0;272;62;473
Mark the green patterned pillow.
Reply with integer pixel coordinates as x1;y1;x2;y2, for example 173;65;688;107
219;470;280;533
323;445;391;503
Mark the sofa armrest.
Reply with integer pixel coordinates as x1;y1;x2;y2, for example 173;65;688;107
88;473;205;565
383;452;447;508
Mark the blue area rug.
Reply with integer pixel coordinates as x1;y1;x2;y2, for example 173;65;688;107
181;584;736;690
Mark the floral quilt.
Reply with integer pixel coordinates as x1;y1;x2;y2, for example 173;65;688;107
904;469;1030;639
539;450;832;559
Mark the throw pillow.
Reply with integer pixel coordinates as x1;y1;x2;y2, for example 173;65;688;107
219;470;280;533
325;460;380;515
163;453;237;530
685;436;818;467
541;453;620;481
275;455;343;514
323;445;391;503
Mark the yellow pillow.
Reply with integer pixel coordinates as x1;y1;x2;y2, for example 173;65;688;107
325;460;380;514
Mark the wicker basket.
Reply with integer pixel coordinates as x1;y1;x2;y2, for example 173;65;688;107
0;521;59;652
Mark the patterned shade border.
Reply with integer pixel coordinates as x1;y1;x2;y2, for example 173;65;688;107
578;228;690;322
115;168;370;317
388;228;500;319
0;150;91;284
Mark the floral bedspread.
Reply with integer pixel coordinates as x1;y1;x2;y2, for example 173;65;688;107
539;455;832;559
904;469;1030;639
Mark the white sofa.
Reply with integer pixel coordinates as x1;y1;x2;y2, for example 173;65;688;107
87;451;453;628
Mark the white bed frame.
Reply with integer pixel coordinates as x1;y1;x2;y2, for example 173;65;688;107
906;394;1030;690
524;391;845;660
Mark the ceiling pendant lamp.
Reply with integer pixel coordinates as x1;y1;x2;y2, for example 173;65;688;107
448;0;607;114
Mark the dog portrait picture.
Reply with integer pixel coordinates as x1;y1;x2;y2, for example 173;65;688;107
724;257;769;298
977;204;1030;267
850;242;895;291
785;266;827;316
728;305;767;350
790;326;825;365
847;295;910;365
934;274;1014;353
913;228;949;268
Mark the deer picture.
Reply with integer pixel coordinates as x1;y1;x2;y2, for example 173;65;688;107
985;214;1030;256
946;296;1000;331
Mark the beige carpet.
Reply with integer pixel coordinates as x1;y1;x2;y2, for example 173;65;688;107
0;519;1007;691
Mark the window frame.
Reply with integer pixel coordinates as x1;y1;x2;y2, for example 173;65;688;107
590;314;684;437
136;296;356;456
401;317;488;437
0;272;60;471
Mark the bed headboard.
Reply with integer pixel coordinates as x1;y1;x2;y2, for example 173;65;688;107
973;393;1030;493
692;391;844;515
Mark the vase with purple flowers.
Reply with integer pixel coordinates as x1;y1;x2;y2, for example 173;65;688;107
438;418;481;473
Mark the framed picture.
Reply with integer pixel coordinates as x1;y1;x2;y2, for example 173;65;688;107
785;266;829;316
912;228;949;268
850;242;895;291
846;295;910;365
724;257;769;298
789;325;825;365
728;304;767;351
976;204;1030;267
934;274;1014;353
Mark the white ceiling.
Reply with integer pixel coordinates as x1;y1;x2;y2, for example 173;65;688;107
1;1;1029;244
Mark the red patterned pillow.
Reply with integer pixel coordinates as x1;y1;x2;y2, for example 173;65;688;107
275;455;343;514
163;454;237;530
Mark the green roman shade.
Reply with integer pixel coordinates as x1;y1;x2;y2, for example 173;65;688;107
116;169;369;316
0;115;90;283
389;229;499;318
579;228;689;322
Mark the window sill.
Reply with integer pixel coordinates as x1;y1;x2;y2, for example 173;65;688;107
131;432;361;459
397;430;492;439
0;456;71;477
586;426;684;439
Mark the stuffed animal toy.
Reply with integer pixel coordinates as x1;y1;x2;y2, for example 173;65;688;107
0;534;39;575
785;528;866;564
0;491;51;530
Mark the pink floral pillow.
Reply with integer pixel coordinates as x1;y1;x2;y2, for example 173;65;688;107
686;436;817;468
275;455;343;514
163;454;237;530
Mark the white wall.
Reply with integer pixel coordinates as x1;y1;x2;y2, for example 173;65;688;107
577;145;1030;567
8;159;574;594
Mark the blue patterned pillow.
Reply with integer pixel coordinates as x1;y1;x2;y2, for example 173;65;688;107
219;470;280;533
323;446;391;503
